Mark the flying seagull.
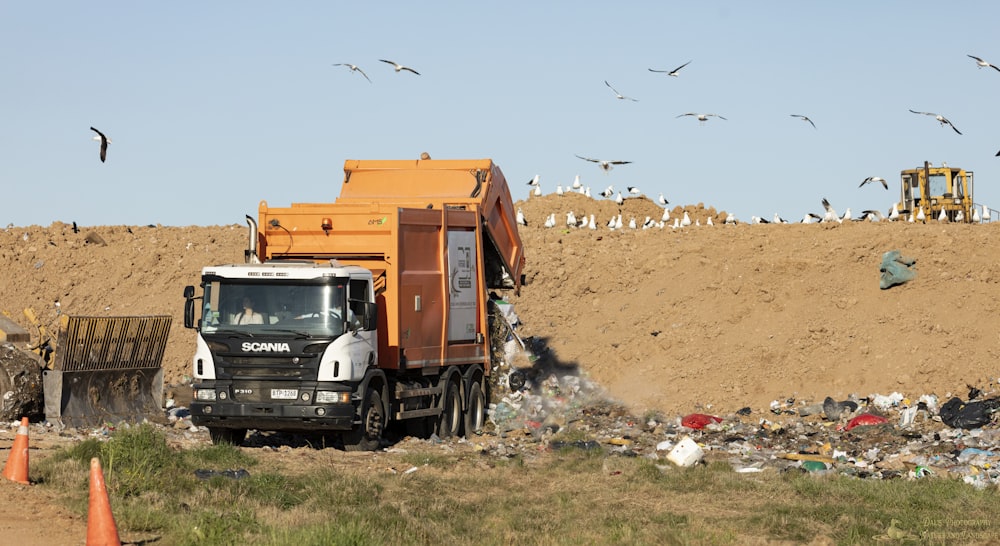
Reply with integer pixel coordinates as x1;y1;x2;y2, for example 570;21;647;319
575;155;632;173
677;113;727;124
909;109;962;134
332;63;372;82
379;59;420;75
90;126;110;163
968;55;1000;72
604;80;638;101
790;114;816;129
860;176;888;190
648;60;691;77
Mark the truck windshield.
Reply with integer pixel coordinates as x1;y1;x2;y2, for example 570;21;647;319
200;279;348;338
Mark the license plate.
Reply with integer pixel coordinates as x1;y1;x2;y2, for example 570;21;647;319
270;389;298;400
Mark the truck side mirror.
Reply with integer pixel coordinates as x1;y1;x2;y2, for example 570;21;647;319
183;285;196;329
363;301;378;331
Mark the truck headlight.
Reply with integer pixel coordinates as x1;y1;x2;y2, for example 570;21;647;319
194;389;217;402
316;391;350;404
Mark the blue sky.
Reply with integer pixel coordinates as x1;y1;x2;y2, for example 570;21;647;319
4;2;999;226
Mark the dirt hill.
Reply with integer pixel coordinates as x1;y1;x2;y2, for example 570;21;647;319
2;197;998;418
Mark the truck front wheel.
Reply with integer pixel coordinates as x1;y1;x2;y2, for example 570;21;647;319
343;389;384;451
209;427;247;446
437;382;461;438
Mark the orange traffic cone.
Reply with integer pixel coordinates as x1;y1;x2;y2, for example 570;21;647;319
87;457;121;546
2;417;30;485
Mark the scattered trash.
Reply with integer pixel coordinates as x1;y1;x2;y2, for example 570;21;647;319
845;413;889;431
938;396;1000;429
666;436;704;467
681;413;722;430
194;468;250;480
879;250;916;289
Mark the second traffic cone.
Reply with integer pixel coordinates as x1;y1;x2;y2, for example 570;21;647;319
2;417;30;485
87;457;121;546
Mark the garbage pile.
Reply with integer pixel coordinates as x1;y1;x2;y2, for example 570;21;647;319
482;327;1000;489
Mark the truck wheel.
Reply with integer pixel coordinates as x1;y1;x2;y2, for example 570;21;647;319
209;427;247;446
463;382;485;437
437;381;461;439
343;389;384;452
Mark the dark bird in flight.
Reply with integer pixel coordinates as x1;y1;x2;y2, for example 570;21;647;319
648;60;691;77
90;126;110;163
379;59;420;75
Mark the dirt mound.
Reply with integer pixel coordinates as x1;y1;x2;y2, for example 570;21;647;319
2;207;998;418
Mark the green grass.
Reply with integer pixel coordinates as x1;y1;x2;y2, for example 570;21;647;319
34;426;1000;545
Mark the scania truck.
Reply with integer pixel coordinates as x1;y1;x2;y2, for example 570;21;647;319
184;158;525;450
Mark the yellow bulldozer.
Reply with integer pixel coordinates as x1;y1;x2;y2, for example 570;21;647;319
898;161;975;222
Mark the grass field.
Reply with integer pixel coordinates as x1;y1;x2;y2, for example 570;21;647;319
34;425;1000;545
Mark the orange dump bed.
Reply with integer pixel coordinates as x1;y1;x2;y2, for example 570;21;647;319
253;159;526;371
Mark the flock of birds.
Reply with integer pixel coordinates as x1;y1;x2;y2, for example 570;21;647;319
516;172;989;231
85;54;1000;166
517;53;1000;219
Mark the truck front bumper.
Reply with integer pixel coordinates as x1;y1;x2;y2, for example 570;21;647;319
190;401;355;431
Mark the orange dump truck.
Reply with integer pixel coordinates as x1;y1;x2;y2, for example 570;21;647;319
184;159;525;449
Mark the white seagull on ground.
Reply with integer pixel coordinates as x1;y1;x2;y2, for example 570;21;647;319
680;212;692;227
615;192;624;206
600;185;614;198
790;114;816;129
909;109;962;135
648;60;691;77
332;63;372;83
90;127;110;163
576;155;632;173
677;113;727;124
658;193;668;206
571;175;582;190
968;55;1000;72
860;176;888;190
627;186;642;196
973;207;982;223
516;208;527;226
604;81;638;101
379;59;420;75
821;198;839;223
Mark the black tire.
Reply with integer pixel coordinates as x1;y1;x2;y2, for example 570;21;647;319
437;381;462;439
343;389;384;452
463;381;485;437
209;427;247;446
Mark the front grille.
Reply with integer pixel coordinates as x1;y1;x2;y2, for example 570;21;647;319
215;353;318;381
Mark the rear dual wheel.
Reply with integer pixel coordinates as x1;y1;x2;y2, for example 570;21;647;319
437;382;462;438
463;382;485;436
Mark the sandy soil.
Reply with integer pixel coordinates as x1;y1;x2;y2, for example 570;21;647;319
1;199;999;542
2;199;997;417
